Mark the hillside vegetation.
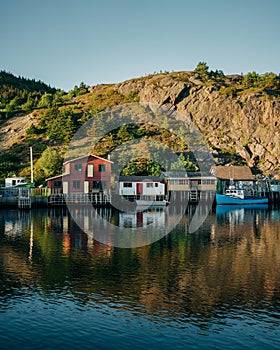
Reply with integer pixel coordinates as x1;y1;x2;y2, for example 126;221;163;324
0;63;280;184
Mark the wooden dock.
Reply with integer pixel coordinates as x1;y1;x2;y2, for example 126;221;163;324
0;186;279;210
49;193;111;206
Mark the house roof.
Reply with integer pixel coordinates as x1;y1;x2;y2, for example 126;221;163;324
212;166;253;180
161;171;188;179
63;154;113;165
118;175;162;182
45;174;63;181
161;171;214;179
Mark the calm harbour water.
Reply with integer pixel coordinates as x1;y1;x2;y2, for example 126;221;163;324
0;204;280;349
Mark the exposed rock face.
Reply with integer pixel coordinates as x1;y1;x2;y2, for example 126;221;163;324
115;73;280;175
139;77;190;105
0;113;36;152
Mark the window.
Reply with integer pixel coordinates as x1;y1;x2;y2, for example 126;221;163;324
101;181;108;190
202;179;215;185
170;179;187;185
73;180;80;190
93;181;101;190
87;164;94;177
146;183;153;188
179;179;188;185
92;180;107;190
123;182;132;188
123;217;133;228
74;163;82;172
98;164;106;172
54;181;62;188
155;183;159;187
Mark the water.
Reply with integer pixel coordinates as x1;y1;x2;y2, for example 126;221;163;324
0;205;280;349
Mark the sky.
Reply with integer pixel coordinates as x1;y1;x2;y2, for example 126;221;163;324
1;0;280;91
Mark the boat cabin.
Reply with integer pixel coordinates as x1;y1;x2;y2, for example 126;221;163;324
5;176;27;187
225;188;245;199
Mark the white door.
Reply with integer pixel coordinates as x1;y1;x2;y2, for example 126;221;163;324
63;181;68;194
84;181;89;194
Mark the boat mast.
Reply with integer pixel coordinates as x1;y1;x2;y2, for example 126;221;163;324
30;147;34;184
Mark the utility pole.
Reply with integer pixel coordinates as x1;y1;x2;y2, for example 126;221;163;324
30;147;34;184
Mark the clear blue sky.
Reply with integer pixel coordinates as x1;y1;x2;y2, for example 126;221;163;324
1;0;280;91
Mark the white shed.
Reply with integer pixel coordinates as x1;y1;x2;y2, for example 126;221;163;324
118;176;165;196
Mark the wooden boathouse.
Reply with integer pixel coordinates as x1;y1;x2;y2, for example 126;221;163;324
160;171;217;203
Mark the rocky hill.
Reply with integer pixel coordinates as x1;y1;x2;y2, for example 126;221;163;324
0;67;280;182
116;72;280;175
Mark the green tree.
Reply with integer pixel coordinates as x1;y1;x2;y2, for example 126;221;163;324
62;113;76;143
194;61;209;79
259;72;278;89
171;153;196;171
22;95;35;111
40;107;77;144
34;147;63;183
9;96;21;110
38;93;53;108
68;82;88;98
26;123;39;135
39;106;60;129
117;125;133;142
121;158;163;176
121;161;140;176
242;71;259;88
146;159;163;175
53;90;65;105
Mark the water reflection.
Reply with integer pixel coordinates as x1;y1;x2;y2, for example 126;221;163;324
0;206;280;348
66;204;188;248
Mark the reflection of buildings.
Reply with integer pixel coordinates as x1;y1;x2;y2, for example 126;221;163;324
66;205;169;248
2;210;31;237
212;204;269;242
118;208;166;228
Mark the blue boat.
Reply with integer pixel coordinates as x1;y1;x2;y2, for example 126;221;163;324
216;188;268;205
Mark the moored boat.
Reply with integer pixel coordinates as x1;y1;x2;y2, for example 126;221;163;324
4;176;35;188
216;188;268;205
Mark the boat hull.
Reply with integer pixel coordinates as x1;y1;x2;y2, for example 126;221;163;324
216;194;268;205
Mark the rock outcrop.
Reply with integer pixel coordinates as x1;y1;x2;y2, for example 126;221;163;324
115;73;280;175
